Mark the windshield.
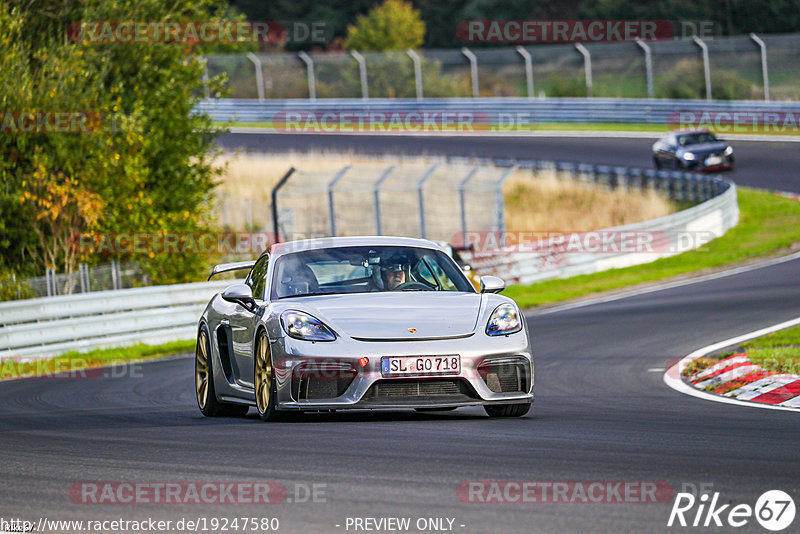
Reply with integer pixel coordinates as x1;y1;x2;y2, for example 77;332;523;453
271;245;474;299
676;132;718;146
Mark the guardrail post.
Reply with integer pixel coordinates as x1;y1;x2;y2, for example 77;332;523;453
350;50;369;99
298;51;316;100
406;50;423;100
635;39;654;99
458;166;480;246
692;36;712;101
246;52;265;102
271;167;296;241
493;165;519;245
327;166;352;237
461;47;479;98
417;164;440;239
574;43;593;98
373;165;395;235
750;33;770;101
515;46;534;98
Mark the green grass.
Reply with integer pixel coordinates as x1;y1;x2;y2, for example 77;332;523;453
743;324;800;375
504;188;800;308
219;121;800;136
0;340;195;380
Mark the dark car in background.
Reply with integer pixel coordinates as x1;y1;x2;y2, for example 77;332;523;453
652;129;734;172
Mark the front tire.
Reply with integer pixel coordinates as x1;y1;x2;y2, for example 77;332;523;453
196;325;249;418
484;403;531;418
254;331;290;421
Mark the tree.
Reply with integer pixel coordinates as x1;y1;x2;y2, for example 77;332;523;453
0;0;248;285
344;0;425;51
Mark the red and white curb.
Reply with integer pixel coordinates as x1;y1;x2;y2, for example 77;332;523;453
664;317;800;412
685;352;800;407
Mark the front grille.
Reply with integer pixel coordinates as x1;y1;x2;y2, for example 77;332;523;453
360;379;478;405
479;358;531;394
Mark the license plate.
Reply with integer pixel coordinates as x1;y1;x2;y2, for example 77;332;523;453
705;156;722;166
381;355;460;377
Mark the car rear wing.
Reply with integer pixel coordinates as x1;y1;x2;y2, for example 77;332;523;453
207;260;256;281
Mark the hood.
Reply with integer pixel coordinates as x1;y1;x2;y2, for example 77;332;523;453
677;141;728;156
282;292;483;340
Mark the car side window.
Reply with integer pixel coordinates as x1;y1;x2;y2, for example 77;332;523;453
247;256;269;300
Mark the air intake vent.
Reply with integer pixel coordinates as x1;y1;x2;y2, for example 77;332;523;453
479;358;531;394
292;364;357;401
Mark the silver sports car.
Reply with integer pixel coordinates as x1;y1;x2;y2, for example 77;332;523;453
195;236;534;421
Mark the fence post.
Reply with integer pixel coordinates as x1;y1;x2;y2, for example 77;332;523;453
79;263;89;293
406;49;423;100
298;51;316;100
327;166;352;237
202;61;210;99
635;39;654;99
271;167;296;242
45;268;55;297
692;36;712;101
461;47;479;98
245;198;253;230
458;167;480;247
494;165;519;246
417;164;440;239
246;52;265;101
350;50;369;99
574;43;593;97
515;46;534;97
111;259;120;291
373;165;396;235
750;33;770;101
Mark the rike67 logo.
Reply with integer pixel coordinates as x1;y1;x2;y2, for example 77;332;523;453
668;488;795;531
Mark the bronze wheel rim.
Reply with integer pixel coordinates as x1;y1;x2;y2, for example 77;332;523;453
255;333;272;414
195;331;209;408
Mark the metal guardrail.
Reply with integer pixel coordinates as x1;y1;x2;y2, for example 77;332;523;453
0;280;234;360
465;178;738;285
198;97;800;126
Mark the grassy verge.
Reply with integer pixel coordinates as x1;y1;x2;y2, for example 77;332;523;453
220;121;800;136
0;340;195;380
743;325;800;374
505;188;800;308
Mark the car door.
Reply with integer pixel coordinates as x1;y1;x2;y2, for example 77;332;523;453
229;255;269;388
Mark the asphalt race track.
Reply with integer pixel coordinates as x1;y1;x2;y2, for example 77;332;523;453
1;133;799;533
218;132;800;193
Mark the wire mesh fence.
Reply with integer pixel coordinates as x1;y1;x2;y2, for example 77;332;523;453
203;32;799;101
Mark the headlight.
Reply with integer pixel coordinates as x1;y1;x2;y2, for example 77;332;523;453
682;152;695;161
280;310;336;341
724;146;733;156
486;303;522;336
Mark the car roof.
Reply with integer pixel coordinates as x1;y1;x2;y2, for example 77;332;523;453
668;128;713;135
268;236;444;259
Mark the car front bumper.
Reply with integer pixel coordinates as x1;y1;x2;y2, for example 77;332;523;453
268;331;534;411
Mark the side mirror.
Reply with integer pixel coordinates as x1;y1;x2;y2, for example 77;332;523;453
480;275;505;294
221;284;256;311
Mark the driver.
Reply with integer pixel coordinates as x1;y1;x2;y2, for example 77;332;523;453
382;262;407;290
